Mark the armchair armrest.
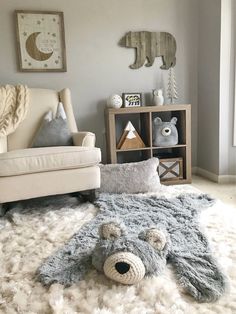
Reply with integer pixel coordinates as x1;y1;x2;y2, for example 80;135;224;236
0;137;7;153
72;132;96;147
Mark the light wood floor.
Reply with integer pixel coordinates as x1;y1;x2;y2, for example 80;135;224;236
192;175;236;209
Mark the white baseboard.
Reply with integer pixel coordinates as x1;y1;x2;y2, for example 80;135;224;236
217;175;236;184
192;167;236;183
193;167;219;182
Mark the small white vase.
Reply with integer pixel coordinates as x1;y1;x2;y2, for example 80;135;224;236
153;89;164;106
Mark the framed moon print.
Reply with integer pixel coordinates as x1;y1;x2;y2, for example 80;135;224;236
15;10;67;72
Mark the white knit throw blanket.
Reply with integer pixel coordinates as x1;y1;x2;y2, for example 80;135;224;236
0;85;29;137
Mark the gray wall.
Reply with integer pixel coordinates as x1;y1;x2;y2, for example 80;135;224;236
1;0;235;175
197;0;221;175
219;0;236;175
198;0;236;176
0;0;198;164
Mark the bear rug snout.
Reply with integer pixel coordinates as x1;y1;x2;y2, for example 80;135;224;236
103;252;145;285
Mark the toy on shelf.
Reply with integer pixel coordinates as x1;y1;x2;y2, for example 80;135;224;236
117;121;145;149
152;117;178;147
107;94;123;109
153;89;164;106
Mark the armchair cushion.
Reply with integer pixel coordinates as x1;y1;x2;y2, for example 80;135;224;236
0;146;101;177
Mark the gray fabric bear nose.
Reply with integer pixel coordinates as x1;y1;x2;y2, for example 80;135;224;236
115;262;130;274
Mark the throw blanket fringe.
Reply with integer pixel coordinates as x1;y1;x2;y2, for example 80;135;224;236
0;84;29;137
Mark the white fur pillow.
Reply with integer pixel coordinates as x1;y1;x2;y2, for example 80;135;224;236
99;158;161;194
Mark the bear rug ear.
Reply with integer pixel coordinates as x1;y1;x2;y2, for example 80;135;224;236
100;222;124;240
144;228;167;251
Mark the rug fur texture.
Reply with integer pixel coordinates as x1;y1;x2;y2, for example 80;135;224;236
38;192;226;303
0;185;236;314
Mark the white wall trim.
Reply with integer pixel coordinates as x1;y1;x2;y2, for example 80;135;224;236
192;167;236;183
218;175;236;183
193;167;219;182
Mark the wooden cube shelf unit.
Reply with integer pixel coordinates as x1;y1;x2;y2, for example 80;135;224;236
105;105;192;185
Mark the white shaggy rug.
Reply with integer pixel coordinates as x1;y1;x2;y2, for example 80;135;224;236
0;185;236;314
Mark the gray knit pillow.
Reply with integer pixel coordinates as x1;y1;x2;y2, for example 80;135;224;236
31;103;73;148
99;158;161;194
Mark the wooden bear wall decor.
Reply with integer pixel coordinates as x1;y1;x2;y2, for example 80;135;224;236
119;31;177;70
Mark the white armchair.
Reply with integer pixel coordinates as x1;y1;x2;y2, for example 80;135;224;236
0;88;101;215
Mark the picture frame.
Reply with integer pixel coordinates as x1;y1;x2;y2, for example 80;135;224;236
15;10;67;72
122;93;142;107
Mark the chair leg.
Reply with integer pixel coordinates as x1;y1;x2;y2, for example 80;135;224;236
86;189;97;203
74;189;97;203
0;204;7;217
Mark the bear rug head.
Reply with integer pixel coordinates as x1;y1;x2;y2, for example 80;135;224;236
92;222;169;285
37;193;227;303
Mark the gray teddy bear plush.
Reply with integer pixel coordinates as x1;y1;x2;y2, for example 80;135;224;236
153;117;178;146
38;193;226;303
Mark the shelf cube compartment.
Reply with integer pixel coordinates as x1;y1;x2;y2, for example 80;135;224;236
117;149;152;164
115;113;151;149
151;110;186;146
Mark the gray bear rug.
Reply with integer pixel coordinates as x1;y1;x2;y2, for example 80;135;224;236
38;193;227;303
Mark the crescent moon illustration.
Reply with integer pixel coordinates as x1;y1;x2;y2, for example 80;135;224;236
25;32;53;61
